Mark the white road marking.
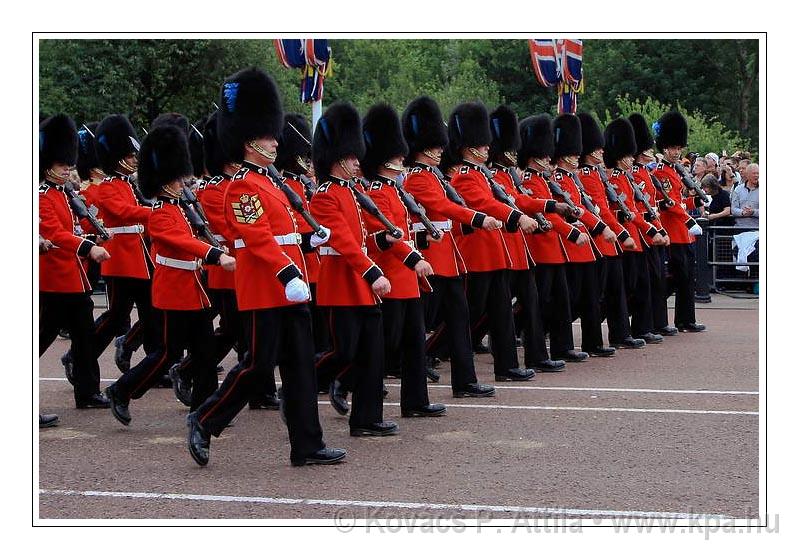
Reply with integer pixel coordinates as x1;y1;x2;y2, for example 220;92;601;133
38;488;731;519
377;402;757;416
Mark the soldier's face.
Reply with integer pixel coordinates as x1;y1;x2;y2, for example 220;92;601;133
342;155;361;176
123;154;139;172
663;146;683;162
619;155;634;170
48;162;72;182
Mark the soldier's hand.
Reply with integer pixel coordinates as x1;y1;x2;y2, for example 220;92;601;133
663;234;671;246
553;202;573;217
426;233;443;244
219;254;236;272
385;232;404;244
372;276;392;297
482;217;503;231
601;226;616;242
575;232;590;246
414;260;434;278
518;215;538;234
572;206;585;218
285;278;311;303
622;237;636;250
39;235;53;253
652;233;665;245
88;245;111;263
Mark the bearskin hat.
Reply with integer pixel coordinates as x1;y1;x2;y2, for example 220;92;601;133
654;110;688;151
137;125;193;199
151;112;190;138
552;114;582;161
577;112;604;159
360;103;409;179
628;113;654;155
402;96;448;157
217;67;284;162
188;118;206;177
76;121;100;181
437;146;461;177
39;113;78;181
202;111;233;178
312;102;365;179
275;113;312;172
95;114;140;175
448;102;492;158
603;118;638;168
517;114;555;166
488;105;520;163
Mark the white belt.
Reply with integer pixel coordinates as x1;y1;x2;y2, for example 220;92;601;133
214;234;227;242
234;233;300;249
155;254;201;271
411;219;452;232
108;224;145;234
319;246;367;256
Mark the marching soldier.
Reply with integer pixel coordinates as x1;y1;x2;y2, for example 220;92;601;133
628;112;677;337
447;102;537;381
401;96;497;397
358;103;446;417
39;114;111;408
551;114;616;359
310;101;399;436
104;124;231;424
576;112;645;350
486;105;567;372
604;118;665;343
651;111;707;333
189;67;345;466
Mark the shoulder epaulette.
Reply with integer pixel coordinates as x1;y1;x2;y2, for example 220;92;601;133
39;184;50;194
611;169;622;177
208;175;224;186
153;200;164;209
370;181;382;191
316;180;332;193
581;167;591;175
554;171;563;180
656;163;665;170
233;168;250;181
409;166;423;174
522;171;532;181
459;165;470;174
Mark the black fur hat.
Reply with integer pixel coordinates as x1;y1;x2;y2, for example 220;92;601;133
603;118;638;168
312;101;365;178
488;105;520;163
39;113;78;181
552;114;582;161
152;112;190;138
361;103;408;179
275;113;312;172
402;96;448;156
448;102;492;157
203;111;233;178
137;125;193;199
628;113;654;154
188;118;205;177
517;114;554;166
76;121;100;181
654;110;688;150
437;147;460;177
577;112;604;158
217;67;284;162
95;114;140;175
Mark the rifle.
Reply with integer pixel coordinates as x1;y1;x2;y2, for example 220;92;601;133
298;174;317;201
672;161;713;205
595;166;634;222
506;167;552;232
474;163;522;212
429;166;467;206
649;172;676;208
179;186;225;251
265;165;327;238
541;169;582;216
561;169;601;216
127;175;155;207
62;181;112;241
394;175;442;240
623;170;659;222
350;178;404;239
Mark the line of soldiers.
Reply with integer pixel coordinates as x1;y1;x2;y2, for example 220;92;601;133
39;66;706;465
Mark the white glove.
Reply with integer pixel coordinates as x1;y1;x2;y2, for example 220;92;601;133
310;226;331;248
285;277;311;302
688;224;703;236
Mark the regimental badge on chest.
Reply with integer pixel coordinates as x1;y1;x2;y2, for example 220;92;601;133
232;193;264;224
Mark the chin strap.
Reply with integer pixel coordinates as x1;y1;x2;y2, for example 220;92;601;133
248;140;277;161
339;159;358;179
422;149;441;164
468;147;487;161
45;169;66;184
503;151;518;167
533;157;552;171
119;158;137;174
383;161;405;172
561;156;579;168
295;155;310;174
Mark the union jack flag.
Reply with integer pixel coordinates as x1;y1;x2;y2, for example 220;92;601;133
528;39;561;87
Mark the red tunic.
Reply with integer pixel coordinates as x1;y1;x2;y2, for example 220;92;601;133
93;175;153;279
489;167;534;271
39;182;95;293
631;165;666;235
607;169;660;252
577;165;624;257
651;162;701;245
224;164;307;311
283;173;320;284
196;175;236;291
402;164;486;278
310;177;384;306
552;168;604;263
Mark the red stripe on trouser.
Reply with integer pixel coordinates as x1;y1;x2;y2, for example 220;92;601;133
129;312;169;396
199;311;257;425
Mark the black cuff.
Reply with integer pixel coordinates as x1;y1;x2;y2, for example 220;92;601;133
694;195;705;207
300;232;315;253
590;221;606;237
544;199;557;213
659;228;668;237
658;199;672;211
415;230;430;250
505;209;523;233
471;212;487;228
403;251;423;270
685;217;698;229
362;264;383;285
616;230;631;243
277;263;302;286
645;226;659;239
375;231;392;251
205;247;224;265
567;228;581;243
77;239;95;258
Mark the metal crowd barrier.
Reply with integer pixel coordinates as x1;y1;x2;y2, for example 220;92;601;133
697;223;760;296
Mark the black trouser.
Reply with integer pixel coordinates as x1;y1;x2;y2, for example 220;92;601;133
380;298;429;410
315;306;385;428
466;270;519;375
623;251;654;336
668;243;697;326
534;264;575;356
566;261;604;351
40;292;101;402
599;255;633;343
113;309;217;411
309;283;330;356
197;305;325;460
93;276;157;355
646;245;669;330
424;275;478;389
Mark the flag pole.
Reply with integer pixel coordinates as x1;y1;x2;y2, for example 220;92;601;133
312;98;322;134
